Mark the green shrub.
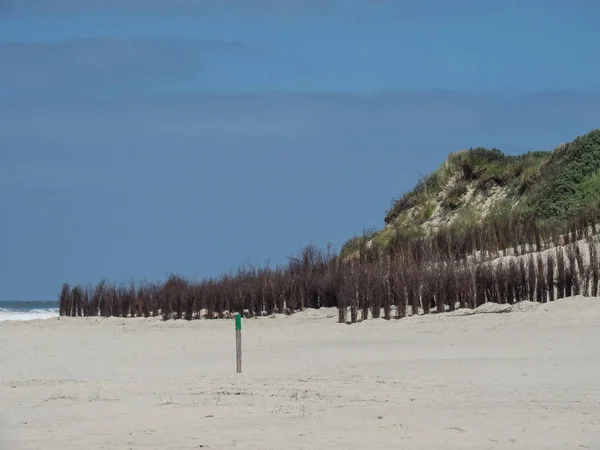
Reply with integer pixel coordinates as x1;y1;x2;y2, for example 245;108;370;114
449;205;479;235
442;180;468;210
486;198;514;222
384;161;456;224
526;130;600;219
416;201;436;222
339;228;379;259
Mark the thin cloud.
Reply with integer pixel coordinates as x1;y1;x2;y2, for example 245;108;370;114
1;0;335;15
2;0;593;16
0;37;272;94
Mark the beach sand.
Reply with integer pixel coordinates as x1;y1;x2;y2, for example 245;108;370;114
1;296;599;450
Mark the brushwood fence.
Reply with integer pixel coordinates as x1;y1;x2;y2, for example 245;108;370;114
59;236;600;323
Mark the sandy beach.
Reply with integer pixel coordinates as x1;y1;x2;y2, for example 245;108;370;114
1;296;599;450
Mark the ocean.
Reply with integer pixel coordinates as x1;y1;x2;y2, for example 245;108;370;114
0;301;59;322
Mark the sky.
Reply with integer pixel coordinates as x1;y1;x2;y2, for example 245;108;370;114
1;0;600;300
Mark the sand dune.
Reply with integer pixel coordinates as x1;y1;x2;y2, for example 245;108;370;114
1;296;600;450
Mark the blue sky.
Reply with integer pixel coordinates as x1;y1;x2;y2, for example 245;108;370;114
1;0;599;300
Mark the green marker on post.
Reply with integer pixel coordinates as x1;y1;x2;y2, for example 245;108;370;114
235;313;242;373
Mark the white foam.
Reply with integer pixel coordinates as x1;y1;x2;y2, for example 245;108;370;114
0;308;59;322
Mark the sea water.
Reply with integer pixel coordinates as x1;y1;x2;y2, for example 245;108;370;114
0;301;59;322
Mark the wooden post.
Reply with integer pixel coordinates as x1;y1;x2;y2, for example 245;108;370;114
235;313;242;373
